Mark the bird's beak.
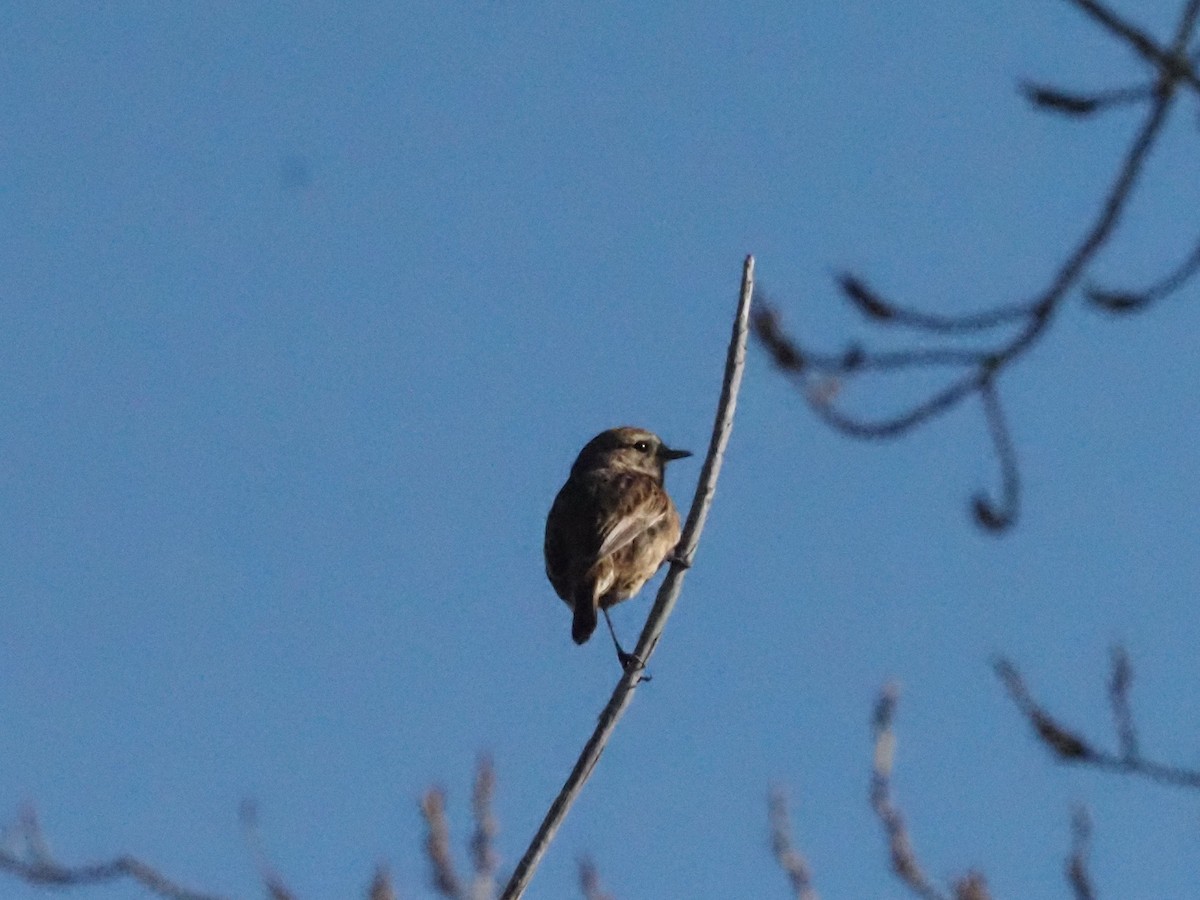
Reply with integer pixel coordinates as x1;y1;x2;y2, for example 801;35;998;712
660;446;693;461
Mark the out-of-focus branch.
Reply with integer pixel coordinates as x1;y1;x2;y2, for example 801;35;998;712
1064;0;1200;87
1089;233;1200;312
420;755;502;900
754;0;1200;532
0;806;228;900
870;685;991;900
1065;806;1096;900
768;786;818;900
421;788;465;899
239;801;296;900
995;652;1200;788
470;756;499;900
577;857;614;900
368;866;399;900
498;256;754;900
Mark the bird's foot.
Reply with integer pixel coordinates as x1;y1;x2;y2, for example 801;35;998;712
668;548;692;569
617;649;652;682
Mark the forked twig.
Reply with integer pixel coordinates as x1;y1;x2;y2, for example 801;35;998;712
498;256;755;899
871;685;991;900
0;806;228;900
995;652;1200;788
754;0;1200;531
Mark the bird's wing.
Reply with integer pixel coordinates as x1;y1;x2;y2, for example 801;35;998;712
592;475;670;563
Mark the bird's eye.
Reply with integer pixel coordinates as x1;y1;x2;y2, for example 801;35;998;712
633;440;651;453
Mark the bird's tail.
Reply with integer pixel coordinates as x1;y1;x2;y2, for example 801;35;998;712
571;592;598;644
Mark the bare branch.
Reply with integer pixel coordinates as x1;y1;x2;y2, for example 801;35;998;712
421;788;465;900
1108;645;1138;760
0;806;228;900
577;856;614;900
470;755;500;900
369;865;400;900
837;274;1037;333
1063;0;1200;89
870;685;948;900
1021;80;1155;116
870;685;992;900
239;801;296;900
768;786;818;900
996;654;1200;788
1089;232;1200;312
755;0;1200;530
1066;806;1096;900
952;872;992;900
499;256;755;899
971;380;1019;531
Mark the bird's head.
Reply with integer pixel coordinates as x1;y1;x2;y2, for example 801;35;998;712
570;426;692;483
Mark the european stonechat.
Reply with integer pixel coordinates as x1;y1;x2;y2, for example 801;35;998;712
544;426;691;666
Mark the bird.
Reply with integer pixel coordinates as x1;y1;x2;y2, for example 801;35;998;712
544;426;692;668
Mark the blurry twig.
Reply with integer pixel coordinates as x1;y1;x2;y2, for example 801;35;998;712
870;685;991;900
498;256;754;899
1065;806;1096;900
577;856;614;900
0;805;227;900
239;800;296;900
420;756;504;900
754;0;1200;531
470;756;500;900
421;788;465;899
995;652;1200;788
369;865;399;900
768;786;818;900
870;685;945;900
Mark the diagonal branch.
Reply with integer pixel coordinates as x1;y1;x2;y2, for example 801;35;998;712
1064;0;1200;89
498;255;755;900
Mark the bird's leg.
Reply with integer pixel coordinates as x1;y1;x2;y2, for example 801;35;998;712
602;608;651;680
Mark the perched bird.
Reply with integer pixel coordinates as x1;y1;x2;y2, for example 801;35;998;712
544;426;691;665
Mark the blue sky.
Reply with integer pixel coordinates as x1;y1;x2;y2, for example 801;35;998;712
2;3;1199;898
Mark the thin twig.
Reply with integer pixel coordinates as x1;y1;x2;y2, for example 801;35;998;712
1065;806;1096;900
369;865;399;900
768;786;818;900
498;255;755;900
1088;232;1200;312
421;788;465;900
470;755;499;900
0;807;228;900
995;655;1200;788
870;685;991;900
239;801;296;900
870;684;947;900
1022;80;1157;116
1108;645;1138;760
1064;0;1200;89
754;0;1200;530
577;856;614;900
972;379;1019;531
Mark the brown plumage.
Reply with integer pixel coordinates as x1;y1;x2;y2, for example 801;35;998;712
544;427;691;655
